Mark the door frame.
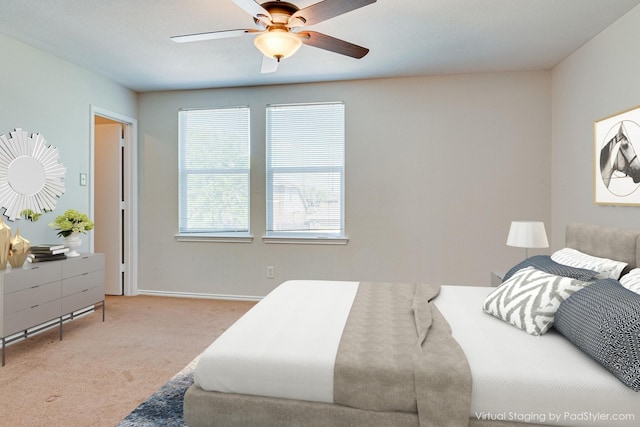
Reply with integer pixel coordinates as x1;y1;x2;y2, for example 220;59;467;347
90;105;138;296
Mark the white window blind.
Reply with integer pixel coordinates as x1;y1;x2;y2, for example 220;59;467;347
266;102;345;238
178;107;250;235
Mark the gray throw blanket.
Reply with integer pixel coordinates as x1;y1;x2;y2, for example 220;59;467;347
334;282;472;427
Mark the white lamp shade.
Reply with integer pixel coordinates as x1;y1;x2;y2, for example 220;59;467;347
254;29;302;60
506;221;549;248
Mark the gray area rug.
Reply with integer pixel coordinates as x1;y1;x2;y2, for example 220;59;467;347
117;357;199;427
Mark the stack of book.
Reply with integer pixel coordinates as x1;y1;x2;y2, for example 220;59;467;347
28;244;70;263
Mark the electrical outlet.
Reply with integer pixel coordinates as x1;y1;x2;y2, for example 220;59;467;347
80;173;87;186
267;266;275;279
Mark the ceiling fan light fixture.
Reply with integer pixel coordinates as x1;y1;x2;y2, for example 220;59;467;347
254;29;302;61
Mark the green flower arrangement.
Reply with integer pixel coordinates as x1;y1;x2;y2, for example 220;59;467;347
20;209;47;222
49;209;94;238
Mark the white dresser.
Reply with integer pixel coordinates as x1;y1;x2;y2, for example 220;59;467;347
0;253;105;366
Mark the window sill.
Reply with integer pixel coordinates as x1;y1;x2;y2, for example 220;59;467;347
174;233;253;243
262;236;349;245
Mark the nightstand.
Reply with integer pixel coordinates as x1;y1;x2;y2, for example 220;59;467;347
490;271;505;287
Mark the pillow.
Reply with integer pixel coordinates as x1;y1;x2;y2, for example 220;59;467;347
554;279;640;391
620;268;640;295
483;266;590;336
551;247;628;280
502;255;599;283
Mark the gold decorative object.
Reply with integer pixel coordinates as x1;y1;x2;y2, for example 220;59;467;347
0;219;11;270
8;229;30;268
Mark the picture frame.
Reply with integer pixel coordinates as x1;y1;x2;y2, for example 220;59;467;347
594;105;640;205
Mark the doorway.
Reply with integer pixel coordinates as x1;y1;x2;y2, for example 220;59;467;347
91;106;137;296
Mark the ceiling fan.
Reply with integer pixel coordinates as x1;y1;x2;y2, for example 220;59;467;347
171;0;377;73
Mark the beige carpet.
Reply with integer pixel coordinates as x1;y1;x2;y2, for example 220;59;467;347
0;295;255;427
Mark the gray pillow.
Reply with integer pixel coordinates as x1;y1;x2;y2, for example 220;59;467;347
554;279;640;391
503;255;599;283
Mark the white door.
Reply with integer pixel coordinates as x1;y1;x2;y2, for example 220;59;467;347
95;122;123;295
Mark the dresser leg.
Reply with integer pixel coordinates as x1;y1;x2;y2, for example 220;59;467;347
2;337;5;367
59;316;63;340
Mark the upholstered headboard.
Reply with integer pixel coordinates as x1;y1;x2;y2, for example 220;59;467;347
566;223;640;270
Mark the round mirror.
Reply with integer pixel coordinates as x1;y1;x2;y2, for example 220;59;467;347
8;156;46;195
0;129;66;220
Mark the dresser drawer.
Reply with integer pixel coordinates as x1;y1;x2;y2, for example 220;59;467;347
2;262;62;294
62;254;105;279
3;281;61;315
3;299;61;337
61;286;104;314
62;270;104;297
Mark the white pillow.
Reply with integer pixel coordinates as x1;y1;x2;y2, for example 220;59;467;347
482;266;590;336
551;248;627;280
620;268;640;295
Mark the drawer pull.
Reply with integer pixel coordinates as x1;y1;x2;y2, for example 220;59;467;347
31;285;40;289
81;273;89;276
81;289;89;292
31;304;39;309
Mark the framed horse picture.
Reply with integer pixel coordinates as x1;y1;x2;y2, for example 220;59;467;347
594;105;640;205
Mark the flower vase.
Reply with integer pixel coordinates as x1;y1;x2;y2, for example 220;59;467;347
64;232;82;257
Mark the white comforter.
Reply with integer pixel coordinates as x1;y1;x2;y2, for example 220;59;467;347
194;280;359;403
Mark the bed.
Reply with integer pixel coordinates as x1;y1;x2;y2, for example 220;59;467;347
184;223;640;427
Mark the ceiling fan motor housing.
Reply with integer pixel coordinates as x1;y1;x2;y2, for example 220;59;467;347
261;1;299;21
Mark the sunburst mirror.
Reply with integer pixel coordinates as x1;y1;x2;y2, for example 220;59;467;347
0;128;66;220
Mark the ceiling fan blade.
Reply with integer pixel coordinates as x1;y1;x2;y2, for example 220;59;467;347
300;31;369;59
291;0;376;27
261;56;279;74
233;0;272;21
170;29;257;43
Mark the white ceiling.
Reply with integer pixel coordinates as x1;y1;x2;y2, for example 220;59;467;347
0;0;638;92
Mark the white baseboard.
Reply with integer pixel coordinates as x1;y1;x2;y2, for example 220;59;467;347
135;289;263;302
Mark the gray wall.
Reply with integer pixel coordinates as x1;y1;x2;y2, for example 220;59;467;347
0;34;137;250
133;0;640;298
138;71;551;298
551;4;640;248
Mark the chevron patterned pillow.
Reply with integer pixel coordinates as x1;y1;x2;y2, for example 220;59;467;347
483;267;590;336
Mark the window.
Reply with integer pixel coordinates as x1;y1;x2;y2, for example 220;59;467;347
178;107;250;239
266;102;346;241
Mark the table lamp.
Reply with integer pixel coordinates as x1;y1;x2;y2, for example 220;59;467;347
506;221;549;259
